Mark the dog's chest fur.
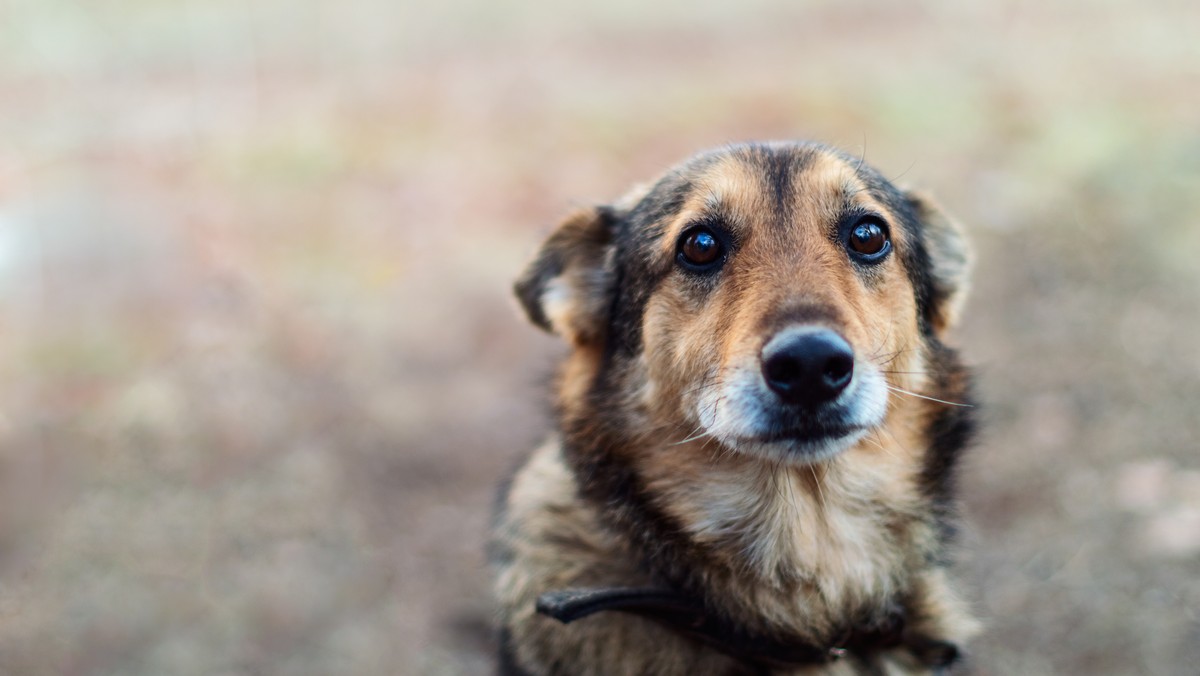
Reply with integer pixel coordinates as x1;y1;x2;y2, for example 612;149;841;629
639;438;928;638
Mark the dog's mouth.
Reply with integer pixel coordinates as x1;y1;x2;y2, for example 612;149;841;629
732;420;871;462
688;358;890;464
693;376;888;464
752;422;863;445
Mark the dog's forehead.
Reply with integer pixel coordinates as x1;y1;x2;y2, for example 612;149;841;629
701;147;865;218
627;143;903;237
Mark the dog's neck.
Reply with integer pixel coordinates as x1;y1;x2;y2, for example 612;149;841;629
638;431;933;638
559;346;971;641
563;418;935;644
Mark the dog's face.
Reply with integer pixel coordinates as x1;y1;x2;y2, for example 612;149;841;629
516;142;970;465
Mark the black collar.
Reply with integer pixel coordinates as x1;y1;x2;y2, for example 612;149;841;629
536;587;958;671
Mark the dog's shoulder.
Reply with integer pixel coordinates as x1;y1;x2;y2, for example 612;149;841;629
491;439;753;676
491;439;617;575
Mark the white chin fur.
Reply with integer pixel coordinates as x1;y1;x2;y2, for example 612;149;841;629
730;428;870;465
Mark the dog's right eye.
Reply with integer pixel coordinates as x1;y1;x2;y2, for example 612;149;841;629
677;227;725;272
844;215;891;263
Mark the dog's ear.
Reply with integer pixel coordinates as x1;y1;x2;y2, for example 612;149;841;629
513;206;617;345
907;191;972;335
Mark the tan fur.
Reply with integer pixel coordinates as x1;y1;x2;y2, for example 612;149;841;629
495;442;747;675
494;143;979;675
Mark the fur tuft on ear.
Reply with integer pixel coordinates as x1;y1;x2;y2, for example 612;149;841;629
513;206;616;345
907;191;972;334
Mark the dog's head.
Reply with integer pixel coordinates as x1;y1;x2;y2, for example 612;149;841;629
516;142;970;465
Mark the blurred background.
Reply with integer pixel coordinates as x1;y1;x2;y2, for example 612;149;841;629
1;0;1198;674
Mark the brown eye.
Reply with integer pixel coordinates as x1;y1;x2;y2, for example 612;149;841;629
847;218;891;260
677;228;724;270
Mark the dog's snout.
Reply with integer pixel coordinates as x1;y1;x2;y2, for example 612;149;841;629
761;329;854;406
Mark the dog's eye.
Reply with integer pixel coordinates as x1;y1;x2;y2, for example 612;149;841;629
846;217;891;261
677;227;724;271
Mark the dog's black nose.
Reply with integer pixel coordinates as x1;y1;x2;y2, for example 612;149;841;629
761;329;855;406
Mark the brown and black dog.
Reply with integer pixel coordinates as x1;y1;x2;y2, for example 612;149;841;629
491;142;979;675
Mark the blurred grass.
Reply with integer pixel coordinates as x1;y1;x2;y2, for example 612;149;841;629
1;0;1199;674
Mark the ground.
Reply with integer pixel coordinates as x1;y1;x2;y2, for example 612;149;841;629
0;0;1198;674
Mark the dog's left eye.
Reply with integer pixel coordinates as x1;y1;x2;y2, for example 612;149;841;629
846;217;891;261
677;227;725;271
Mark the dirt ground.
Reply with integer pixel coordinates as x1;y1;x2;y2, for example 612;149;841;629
1;0;1198;674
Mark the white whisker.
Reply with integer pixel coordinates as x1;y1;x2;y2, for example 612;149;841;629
886;385;973;407
871;429;900;460
809;464;828;515
671;427;713;446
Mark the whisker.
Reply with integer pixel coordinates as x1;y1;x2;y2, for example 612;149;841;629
671;426;713;446
808;464;828;516
871;429;900;460
695;435;718;456
877;426;911;464
861;434;885;450
781;461;798;511
770;459;791;508
880;424;929;467
876;346;914;368
854;133;868;174
679;373;724;399
701;394;731;462
866;323;895;361
889;159;918;184
886;385;973;407
712;443;736;464
708;442;728;464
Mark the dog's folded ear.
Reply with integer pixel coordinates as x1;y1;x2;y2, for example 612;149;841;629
514;205;617;345
906;191;972;335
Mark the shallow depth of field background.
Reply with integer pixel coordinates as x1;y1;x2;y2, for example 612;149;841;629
2;1;1199;674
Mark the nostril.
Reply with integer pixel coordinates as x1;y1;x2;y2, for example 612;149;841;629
764;353;803;388
760;329;855;406
822;354;854;389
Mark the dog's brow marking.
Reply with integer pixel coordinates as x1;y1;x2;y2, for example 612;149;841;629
841;178;881;215
764;150;793;216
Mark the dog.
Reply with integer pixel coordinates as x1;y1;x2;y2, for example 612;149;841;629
490;141;979;675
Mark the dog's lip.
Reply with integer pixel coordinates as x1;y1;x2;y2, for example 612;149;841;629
740;423;865;445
